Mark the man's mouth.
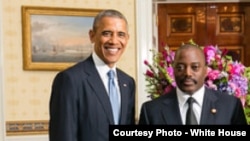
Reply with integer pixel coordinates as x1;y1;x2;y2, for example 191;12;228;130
106;47;119;54
182;79;196;86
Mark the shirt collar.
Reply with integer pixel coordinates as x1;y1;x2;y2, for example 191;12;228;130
177;85;205;107
92;52;117;76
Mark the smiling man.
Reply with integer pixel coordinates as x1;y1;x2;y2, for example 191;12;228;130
49;9;136;141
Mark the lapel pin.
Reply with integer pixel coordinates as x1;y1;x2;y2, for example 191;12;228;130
211;108;217;114
123;84;127;87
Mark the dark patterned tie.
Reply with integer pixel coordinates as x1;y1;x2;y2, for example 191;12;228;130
186;97;198;125
107;70;120;124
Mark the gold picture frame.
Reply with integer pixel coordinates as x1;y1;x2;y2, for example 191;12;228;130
6;120;49;136
21;6;102;71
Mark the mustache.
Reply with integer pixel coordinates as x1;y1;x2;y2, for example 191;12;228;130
180;78;197;84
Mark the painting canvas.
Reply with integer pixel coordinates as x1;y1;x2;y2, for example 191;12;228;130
22;6;102;70
31;15;93;63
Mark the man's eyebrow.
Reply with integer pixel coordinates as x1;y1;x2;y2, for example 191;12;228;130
102;30;112;32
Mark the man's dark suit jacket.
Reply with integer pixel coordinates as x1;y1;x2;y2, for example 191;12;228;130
49;55;136;141
139;88;247;125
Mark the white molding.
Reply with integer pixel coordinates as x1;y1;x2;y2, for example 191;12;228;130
136;0;153;118
0;0;6;140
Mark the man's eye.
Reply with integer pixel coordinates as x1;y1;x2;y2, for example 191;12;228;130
192;65;199;71
118;32;126;37
102;31;112;36
176;65;185;71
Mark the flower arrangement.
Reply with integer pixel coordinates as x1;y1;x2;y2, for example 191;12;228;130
144;40;250;124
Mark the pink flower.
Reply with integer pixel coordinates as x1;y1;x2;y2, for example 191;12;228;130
164;85;174;95
145;70;154;78
207;70;220;80
144;60;149;65
203;45;217;64
230;62;245;75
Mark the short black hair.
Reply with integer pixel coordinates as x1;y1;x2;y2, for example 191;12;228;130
174;43;207;65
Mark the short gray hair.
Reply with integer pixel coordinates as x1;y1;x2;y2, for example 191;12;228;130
92;9;128;31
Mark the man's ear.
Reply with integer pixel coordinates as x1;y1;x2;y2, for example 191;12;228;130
89;30;95;43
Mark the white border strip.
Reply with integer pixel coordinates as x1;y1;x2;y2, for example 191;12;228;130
0;0;6;140
136;0;153;119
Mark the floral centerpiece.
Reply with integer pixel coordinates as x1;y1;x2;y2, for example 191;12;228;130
144;40;250;124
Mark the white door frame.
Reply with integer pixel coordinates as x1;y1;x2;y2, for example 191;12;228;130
0;0;6;140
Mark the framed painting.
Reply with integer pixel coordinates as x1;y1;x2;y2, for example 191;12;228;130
21;6;103;71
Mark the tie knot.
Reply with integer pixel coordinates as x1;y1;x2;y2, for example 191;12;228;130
187;97;195;105
108;70;115;79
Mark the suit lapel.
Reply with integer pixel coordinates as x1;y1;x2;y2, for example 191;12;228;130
85;57;114;124
200;88;218;124
117;70;130;124
161;92;183;124
158;88;219;125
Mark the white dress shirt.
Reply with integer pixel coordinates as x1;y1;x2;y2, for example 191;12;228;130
176;86;205;125
92;52;121;105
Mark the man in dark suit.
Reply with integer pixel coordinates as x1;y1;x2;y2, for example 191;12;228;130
49;9;136;141
139;43;247;125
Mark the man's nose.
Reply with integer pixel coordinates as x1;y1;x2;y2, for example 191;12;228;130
185;67;192;76
108;34;119;44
